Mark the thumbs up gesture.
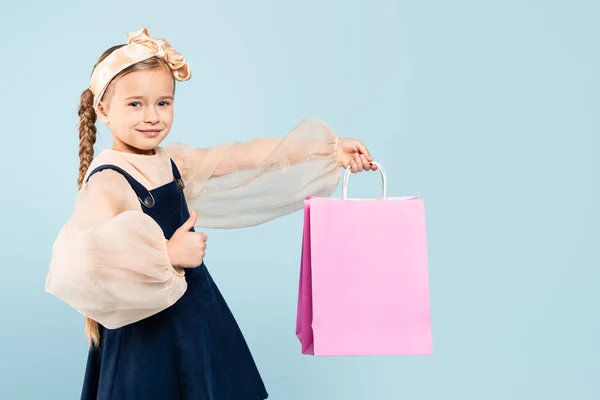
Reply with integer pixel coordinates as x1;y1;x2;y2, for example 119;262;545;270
166;211;208;268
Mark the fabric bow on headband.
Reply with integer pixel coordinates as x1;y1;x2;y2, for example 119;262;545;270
89;28;191;112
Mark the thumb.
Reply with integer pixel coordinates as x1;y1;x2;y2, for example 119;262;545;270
178;210;197;232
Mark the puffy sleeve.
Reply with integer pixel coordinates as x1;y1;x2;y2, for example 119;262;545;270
45;169;187;329
166;118;342;229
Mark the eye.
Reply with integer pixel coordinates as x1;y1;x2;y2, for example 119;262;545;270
158;101;171;107
129;102;141;107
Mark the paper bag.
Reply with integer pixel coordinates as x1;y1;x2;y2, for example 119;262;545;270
296;162;432;356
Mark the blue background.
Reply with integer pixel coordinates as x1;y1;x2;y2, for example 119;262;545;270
1;0;598;398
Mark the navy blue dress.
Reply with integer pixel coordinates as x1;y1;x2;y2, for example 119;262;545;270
80;159;269;400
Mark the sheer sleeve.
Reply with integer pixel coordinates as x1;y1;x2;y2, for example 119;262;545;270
166;118;342;229
45;170;187;329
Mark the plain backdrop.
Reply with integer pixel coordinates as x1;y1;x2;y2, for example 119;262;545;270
0;0;598;399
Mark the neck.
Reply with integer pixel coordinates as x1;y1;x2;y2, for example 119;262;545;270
112;139;156;155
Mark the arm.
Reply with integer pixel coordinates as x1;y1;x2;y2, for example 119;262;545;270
45;170;187;329
208;135;343;177
209;137;284;177
166;118;375;229
166;118;341;228
213;134;377;175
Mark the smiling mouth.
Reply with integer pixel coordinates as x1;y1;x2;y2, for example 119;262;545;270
137;129;162;137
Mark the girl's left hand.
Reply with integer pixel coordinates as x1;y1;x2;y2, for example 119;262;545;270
337;138;378;173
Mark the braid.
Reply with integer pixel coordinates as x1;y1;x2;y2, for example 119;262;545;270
77;87;101;347
85;317;101;348
77;88;97;189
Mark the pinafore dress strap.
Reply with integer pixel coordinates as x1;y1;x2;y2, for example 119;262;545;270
169;159;185;190
85;164;156;209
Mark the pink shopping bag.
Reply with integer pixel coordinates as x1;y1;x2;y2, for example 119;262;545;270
296;162;432;356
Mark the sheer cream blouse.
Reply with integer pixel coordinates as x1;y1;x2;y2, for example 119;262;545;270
45;118;342;329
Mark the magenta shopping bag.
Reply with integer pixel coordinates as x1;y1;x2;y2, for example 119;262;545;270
296;162;432;356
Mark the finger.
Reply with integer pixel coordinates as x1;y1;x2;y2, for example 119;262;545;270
360;154;371;171
197;232;208;242
195;235;207;250
357;143;372;161
354;154;364;172
350;159;358;173
179;211;198;232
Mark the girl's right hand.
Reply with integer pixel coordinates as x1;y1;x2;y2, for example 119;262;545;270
167;211;207;268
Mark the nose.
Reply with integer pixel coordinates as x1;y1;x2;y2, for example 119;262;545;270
144;106;160;124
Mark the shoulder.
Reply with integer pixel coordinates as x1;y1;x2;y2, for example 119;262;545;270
83;150;126;182
82;152;132;193
163;142;195;163
79;162;138;215
162;142;198;182
69;168;140;230
84;168;130;193
81;168;133;203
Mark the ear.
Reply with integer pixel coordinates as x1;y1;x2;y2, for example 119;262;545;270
96;102;110;125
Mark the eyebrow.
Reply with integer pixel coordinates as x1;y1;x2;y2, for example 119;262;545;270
124;95;174;100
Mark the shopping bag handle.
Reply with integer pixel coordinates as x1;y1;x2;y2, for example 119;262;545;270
342;161;387;200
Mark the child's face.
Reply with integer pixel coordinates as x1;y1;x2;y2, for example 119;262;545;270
98;66;175;154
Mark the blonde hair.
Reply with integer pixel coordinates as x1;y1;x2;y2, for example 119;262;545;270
78;45;173;347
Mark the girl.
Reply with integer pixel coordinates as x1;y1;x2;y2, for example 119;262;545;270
45;28;376;400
